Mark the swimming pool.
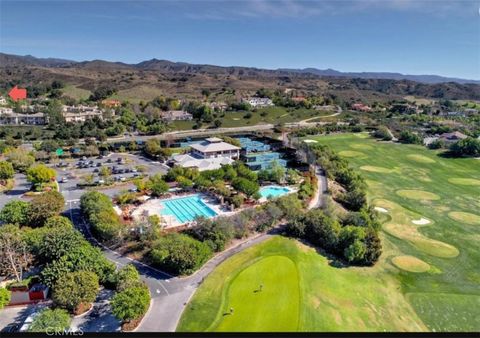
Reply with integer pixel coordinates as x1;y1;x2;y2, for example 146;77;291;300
159;194;218;223
259;186;291;199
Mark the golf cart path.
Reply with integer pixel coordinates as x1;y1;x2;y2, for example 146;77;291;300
74;208;275;332
138;232;274;332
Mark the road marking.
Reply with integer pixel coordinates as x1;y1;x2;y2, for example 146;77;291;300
157;281;169;295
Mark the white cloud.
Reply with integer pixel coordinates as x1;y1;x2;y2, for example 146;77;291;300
182;0;478;20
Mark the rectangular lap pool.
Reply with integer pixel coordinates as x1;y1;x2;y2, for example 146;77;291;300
159;194;218;224
259;185;291;199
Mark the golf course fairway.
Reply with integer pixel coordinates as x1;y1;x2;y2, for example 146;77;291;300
177;133;480;332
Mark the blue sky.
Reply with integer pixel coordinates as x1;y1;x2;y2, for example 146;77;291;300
1;0;479;79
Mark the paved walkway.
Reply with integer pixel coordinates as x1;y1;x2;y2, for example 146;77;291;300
71;206;274;332
308;166;328;209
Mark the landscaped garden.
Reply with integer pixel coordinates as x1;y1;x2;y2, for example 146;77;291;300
178;133;480;332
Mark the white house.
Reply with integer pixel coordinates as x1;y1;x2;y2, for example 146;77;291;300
171;137;240;172
243;97;274;108
190;137;240;159
0;108;46;125
160;110;193;121
62;105;103;122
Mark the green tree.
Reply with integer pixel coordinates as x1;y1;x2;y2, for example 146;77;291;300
450;137;480;157
0;224;33;281
148;174;169;196
6;147;35;172
28;308;71;333
269;160;286;184
187;217;234;252
53;271;99;313
0;200;30;225
26;164;56;185
149;233;212;275
0;287;11;309
41;243;115;287
99;166;111;177
232;177;259;197
111;285;150;323
115;264;142;291
373;126;393;141
44;216;74;229
40;226;86;262
398;130;422;144
45;99;65;126
303;209;341;251
28;191;65;227
80;191;123;241
0;161;15;180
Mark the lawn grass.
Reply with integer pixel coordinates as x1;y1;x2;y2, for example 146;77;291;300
177;237;426;332
177;133;480;332
218;107;330;128
168;107;333;130
307;133;480;331
62;85;91;100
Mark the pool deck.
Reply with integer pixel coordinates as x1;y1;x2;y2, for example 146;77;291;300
131;193;232;229
258;185;297;203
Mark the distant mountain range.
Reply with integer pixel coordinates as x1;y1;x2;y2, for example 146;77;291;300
1;53;478;85
1;53;479;102
278;68;479;85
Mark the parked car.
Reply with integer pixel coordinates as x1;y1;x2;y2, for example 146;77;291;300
96;162;102;167
120;177;126;182
106;159;112;163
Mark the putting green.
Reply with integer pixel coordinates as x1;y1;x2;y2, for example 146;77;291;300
448;211;480;225
296;133;479;331
448;178;480;186
407;154;436;163
338;150;366;158
392;256;430;273
178;237;427;332
412;239;459;258
396;190;440;201
350;144;373;150
360;165;394;173
212;255;300;332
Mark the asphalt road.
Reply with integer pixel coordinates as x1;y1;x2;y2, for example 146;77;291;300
69;202;275;332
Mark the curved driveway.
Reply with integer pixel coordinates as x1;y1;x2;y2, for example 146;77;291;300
70;205;273;332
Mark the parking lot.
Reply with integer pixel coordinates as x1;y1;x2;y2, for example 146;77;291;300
51;153;170;201
0;153;170;210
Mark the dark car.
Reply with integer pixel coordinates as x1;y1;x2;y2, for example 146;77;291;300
96;162;102;167
106;159;112;163
88;309;100;318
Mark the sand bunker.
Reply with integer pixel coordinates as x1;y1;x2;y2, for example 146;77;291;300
303;139;318;143
392;256;431;273
374;207;388;213
448;211;480;225
338;150;366;158
448;178;480;186
360;166;394;173
412;218;431;225
407;154;436;164
396;190;440;201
